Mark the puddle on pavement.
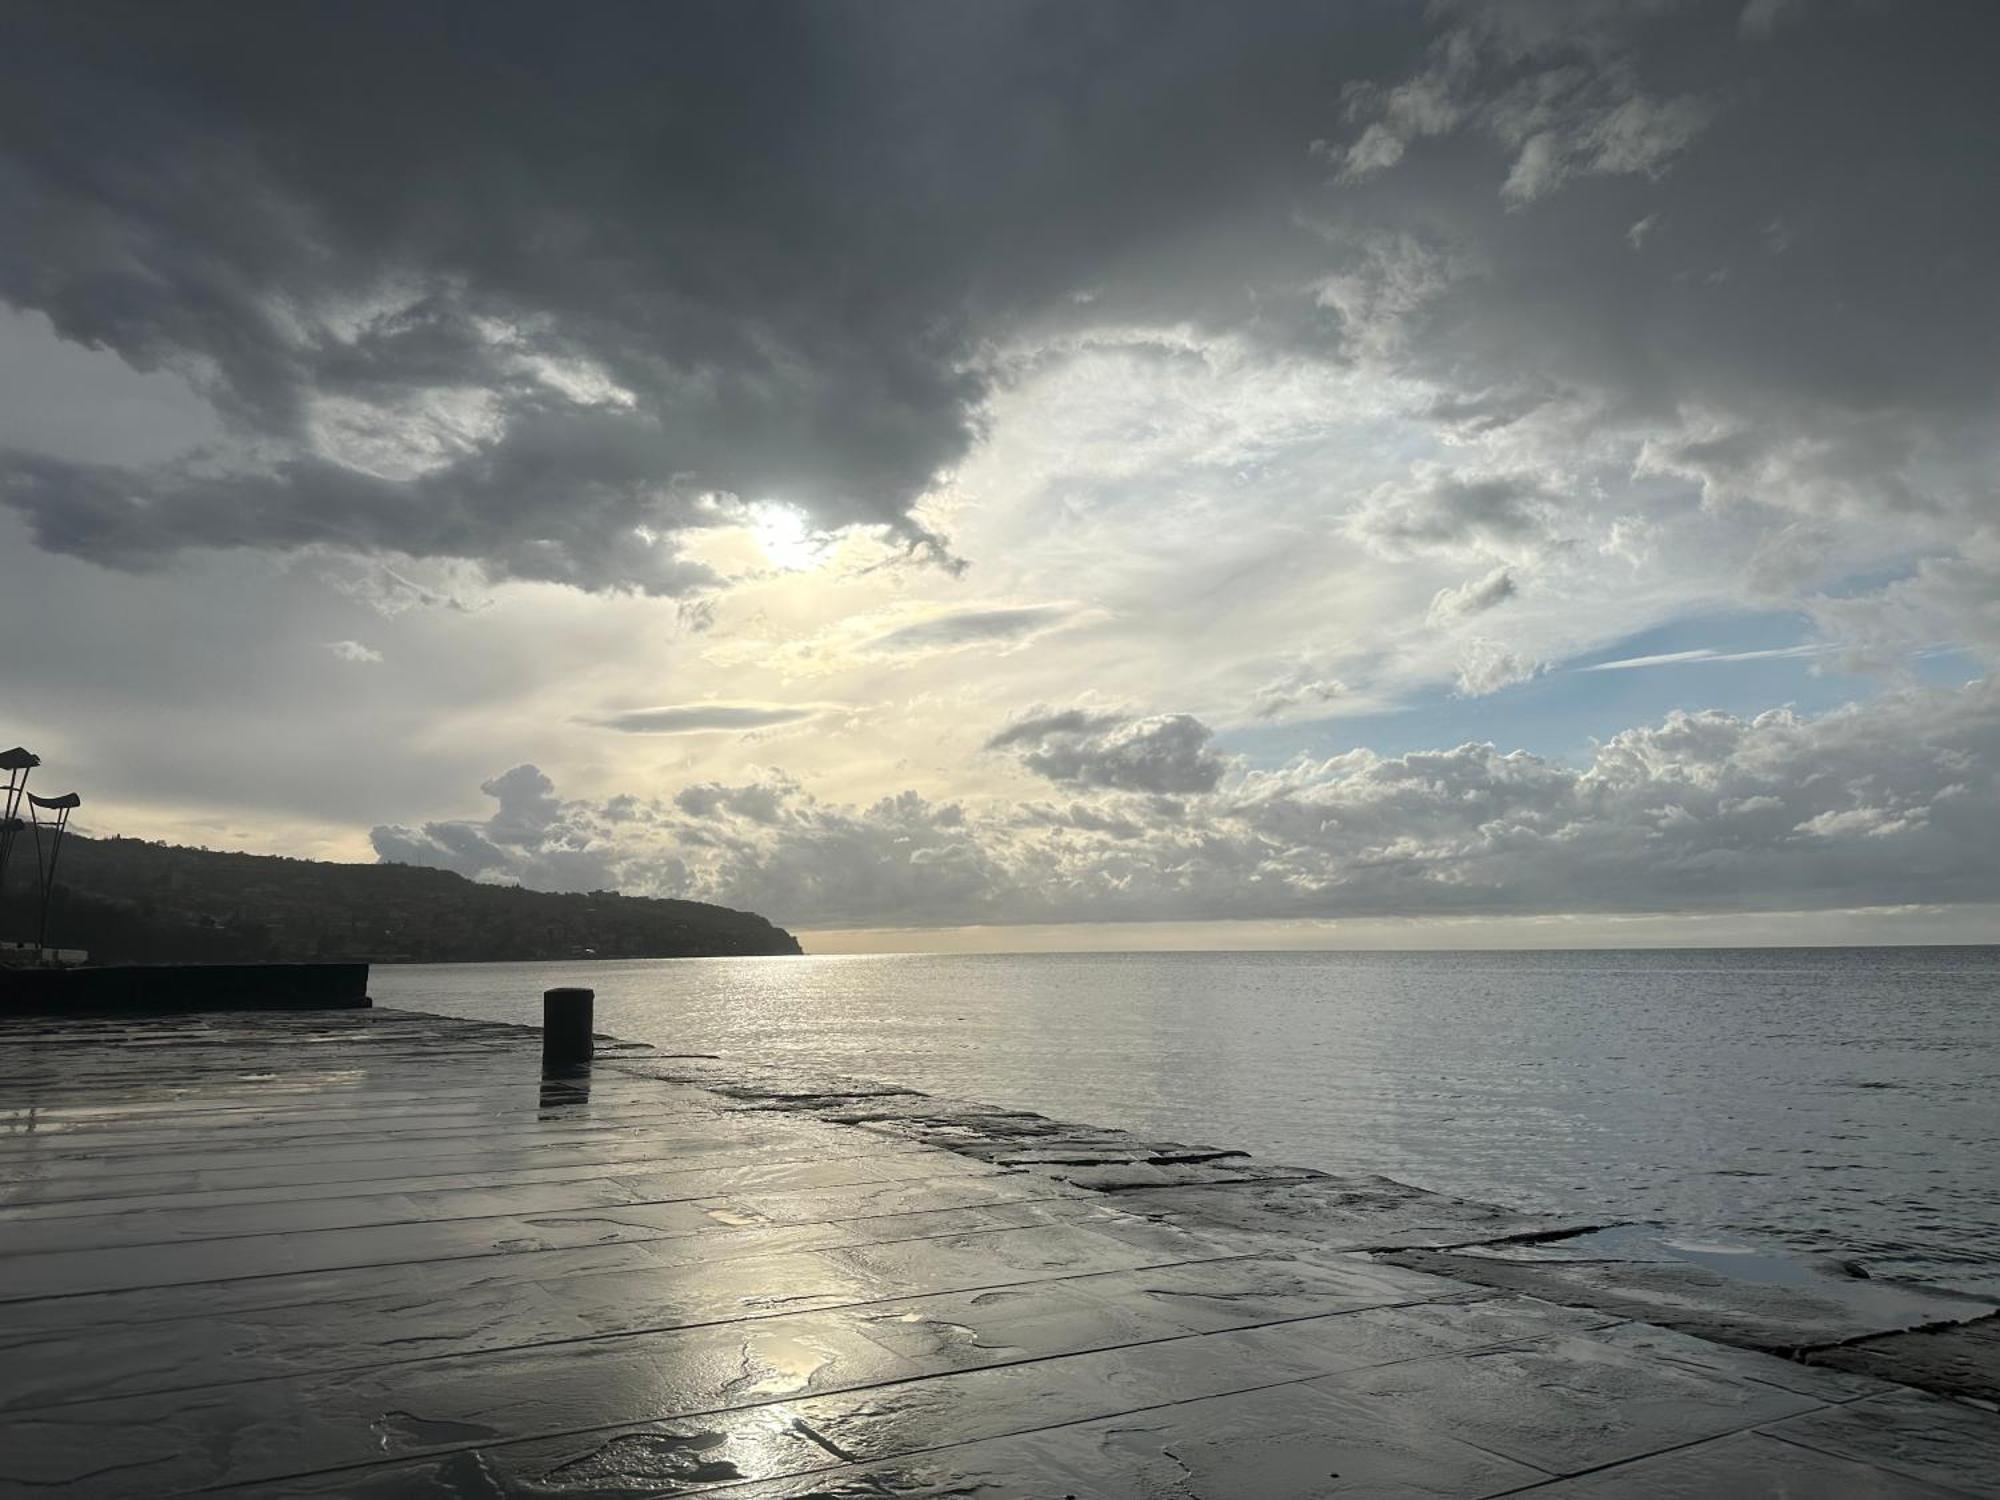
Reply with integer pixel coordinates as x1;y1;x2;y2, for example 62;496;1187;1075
538;1430;744;1488
373;1409;503;1452
1537;1225;1844;1288
734;1333;840;1398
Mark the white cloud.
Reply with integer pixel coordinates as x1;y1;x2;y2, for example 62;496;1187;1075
590;702;819;735
1349;466;1563;563
1309;232;1471;362
1334;10;1712;206
325;639;382;663
1796;806;1923;841
1581;644;1825;673
312;556;491;617
307;387;504;482
706;600;1092;680
1427;565;1518;626
862;604;1082;654
1497;90;1711;205
1454;637;1542;696
1808;551;2000;672
1249;665;1348;721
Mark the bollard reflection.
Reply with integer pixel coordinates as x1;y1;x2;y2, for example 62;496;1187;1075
538;1074;592;1118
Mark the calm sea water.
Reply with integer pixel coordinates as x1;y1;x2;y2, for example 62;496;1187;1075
372;947;2000;1297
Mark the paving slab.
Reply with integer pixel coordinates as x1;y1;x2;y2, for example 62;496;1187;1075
1806;1314;2000;1409
0;1142;979;1223
1387;1232;1997;1353
1;1004;1997;1499
1303;1328;1827;1476
1514;1430;1976;1498
1756;1390;2000;1496
727;1376;1558;1499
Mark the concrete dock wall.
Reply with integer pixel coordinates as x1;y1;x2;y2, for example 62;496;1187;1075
0;961;370;1015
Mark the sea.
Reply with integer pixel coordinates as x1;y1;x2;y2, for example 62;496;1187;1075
372;946;2000;1298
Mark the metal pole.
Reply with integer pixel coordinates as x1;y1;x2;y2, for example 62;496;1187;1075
37;810;63;952
0;747;37;937
30;805;49;955
29;793;78;956
542;986;595;1073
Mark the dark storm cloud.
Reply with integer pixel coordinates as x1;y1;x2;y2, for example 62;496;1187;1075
0;0;1417;590
9;1;1995;612
1319;0;2000;524
1287;0;2000;672
0;444;729;593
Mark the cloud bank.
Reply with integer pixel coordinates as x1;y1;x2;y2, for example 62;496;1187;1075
376;682;2000;929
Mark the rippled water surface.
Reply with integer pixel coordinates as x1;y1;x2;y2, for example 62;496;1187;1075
373;947;2000;1295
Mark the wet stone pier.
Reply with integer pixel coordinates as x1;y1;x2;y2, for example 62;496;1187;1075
2;1008;1997;1497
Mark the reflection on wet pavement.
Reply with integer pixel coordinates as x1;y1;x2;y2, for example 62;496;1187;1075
0;1006;1994;1497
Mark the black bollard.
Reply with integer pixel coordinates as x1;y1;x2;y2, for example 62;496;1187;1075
543;986;595;1073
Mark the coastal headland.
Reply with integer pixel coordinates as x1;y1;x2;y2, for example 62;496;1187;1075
0;998;1995;1496
0;835;801;964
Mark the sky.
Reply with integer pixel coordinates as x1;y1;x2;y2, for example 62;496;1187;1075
2;0;1997;951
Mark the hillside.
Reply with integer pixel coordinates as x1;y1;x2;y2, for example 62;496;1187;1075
0;835;801;964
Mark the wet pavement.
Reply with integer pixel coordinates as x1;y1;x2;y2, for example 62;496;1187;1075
1;1008;1995;1497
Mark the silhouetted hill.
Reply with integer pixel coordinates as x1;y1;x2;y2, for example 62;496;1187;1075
0;835;801;963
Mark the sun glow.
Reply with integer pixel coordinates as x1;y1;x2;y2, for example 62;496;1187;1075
748;503;827;572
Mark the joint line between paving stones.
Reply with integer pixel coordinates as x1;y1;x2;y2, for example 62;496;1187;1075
0;1139;956;1215
0;1187;1108;1308
0;1157;1020;1258
0;1106;760;1161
